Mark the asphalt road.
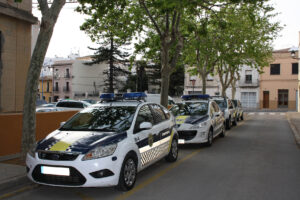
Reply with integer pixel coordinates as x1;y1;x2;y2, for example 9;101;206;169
2;113;300;200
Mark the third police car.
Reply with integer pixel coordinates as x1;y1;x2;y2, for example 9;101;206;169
26;92;178;191
170;95;225;146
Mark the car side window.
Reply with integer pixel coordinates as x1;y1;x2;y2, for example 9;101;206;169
212;102;220;112
149;104;166;124
161;106;170;119
134;105;154;133
209;104;215;117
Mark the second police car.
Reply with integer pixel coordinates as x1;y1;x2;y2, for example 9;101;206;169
170;95;225;146
26;92;178;191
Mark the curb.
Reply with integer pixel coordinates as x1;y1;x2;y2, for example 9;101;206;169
286;114;300;148
0;174;30;192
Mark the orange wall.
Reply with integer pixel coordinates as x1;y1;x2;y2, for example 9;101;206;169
0;111;78;157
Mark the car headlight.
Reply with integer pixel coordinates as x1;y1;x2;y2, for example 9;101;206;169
82;143;117;161
191;121;208;129
28;142;37;158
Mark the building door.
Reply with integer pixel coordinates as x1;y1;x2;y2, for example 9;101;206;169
263;91;269;108
278;89;288;108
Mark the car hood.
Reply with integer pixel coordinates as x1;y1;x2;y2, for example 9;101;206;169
175;115;209;125
36;130;127;154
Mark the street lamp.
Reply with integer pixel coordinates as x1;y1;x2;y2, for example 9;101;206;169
190;76;196;94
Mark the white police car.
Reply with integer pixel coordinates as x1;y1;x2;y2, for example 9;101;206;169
210;96;237;129
170;95;225;146
26;92;178;191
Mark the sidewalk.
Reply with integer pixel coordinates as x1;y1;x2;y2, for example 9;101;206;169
0;157;29;192
286;112;300;148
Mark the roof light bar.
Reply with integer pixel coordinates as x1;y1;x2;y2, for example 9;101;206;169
181;94;210;101
123;92;147;100
100;93;115;101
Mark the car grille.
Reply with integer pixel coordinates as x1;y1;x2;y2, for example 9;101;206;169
32;165;86;186
38;151;79;161
178;130;197;141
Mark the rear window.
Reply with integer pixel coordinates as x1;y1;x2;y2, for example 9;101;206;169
56;101;84;108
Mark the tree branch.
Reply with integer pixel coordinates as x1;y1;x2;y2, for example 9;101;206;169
139;0;162;37
38;0;49;16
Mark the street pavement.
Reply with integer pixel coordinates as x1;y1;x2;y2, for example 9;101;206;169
0;112;300;200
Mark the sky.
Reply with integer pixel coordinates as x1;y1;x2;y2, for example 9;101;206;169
32;0;300;58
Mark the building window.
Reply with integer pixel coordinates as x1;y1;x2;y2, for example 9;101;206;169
66;82;69;91
245;70;252;83
278;89;288;108
55;82;59;91
46;81;49;92
292;63;298;74
270;64;280;75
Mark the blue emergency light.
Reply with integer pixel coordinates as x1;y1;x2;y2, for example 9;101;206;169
181;94;210;101
123;92;147;100
100;93;115;101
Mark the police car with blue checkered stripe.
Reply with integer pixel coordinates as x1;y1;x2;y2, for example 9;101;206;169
26;92;178;191
170;95;225;146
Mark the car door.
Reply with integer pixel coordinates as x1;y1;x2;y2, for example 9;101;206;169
149;104;171;159
212;102;222;134
133;105;156;168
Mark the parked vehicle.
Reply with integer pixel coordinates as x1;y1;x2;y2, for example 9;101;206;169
145;93;175;109
26;92;178;191
170;95;225;146
36;107;63;113
55;100;91;111
232;100;244;121
38;103;57;108
210;96;237;129
81;99;97;104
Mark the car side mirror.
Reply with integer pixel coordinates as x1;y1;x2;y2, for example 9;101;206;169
60;122;66;127
214;112;220;117
139;122;153;130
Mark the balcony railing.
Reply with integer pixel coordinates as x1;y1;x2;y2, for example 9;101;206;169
64;73;71;78
239;79;259;87
63;86;70;92
53;87;59;92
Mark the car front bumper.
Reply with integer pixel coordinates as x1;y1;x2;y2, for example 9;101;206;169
177;126;209;144
26;152;123;187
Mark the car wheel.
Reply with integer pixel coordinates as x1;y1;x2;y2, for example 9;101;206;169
241;113;244;121
233;116;237;126
206;129;213;146
237;114;240;121
165;139;178;162
116;156;137;191
226;118;231;130
219;124;225;138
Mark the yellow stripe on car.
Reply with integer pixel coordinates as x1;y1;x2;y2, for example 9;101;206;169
176;115;189;124
50;141;71;151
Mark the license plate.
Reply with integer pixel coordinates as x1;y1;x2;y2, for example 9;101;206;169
178;139;185;144
41;166;70;176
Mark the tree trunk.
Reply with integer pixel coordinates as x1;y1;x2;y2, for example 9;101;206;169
109;37;114;93
21;0;65;158
160;69;170;107
201;73;207;95
221;86;227;97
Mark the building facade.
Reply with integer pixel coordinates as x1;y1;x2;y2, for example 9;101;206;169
0;0;37;112
184;65;260;109
52;60;74;102
260;48;298;111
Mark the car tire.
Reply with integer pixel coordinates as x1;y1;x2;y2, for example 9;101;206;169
241;113;244;121
116;155;137;191
206;129;213;146
226;118;231;130
165;139;178;162
219;124;225;138
232;116;237;126
237;114;240;121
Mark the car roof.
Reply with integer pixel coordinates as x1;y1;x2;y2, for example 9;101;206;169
92;101;145;107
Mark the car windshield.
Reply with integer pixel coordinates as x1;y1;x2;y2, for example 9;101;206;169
60;106;137;132
214;100;227;109
170;102;208;116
